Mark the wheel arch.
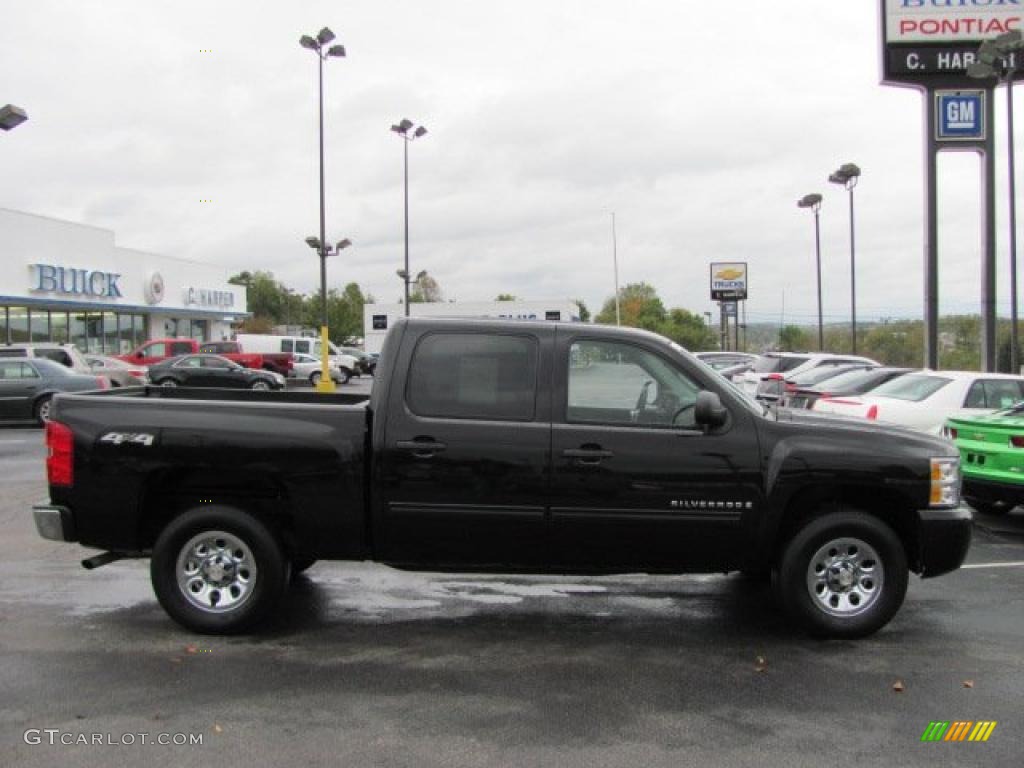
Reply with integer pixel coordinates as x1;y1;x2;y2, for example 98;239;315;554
767;484;922;574
136;469;302;558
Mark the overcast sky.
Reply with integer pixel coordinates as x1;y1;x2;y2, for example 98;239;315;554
0;0;1017;326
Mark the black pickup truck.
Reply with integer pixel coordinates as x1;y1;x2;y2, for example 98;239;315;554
34;318;971;637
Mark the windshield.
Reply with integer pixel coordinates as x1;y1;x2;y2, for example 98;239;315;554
867;373;950;402
753;355;808;373
790;365;865;387
803;367;883;392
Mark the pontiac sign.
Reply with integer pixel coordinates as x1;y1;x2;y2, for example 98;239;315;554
882;0;1024;83
710;262;748;301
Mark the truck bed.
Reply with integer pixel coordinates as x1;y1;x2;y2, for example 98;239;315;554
48;386;371;558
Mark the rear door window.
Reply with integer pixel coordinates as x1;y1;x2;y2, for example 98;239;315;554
981;379;1024;409
407;333;539;421
34;348;72;367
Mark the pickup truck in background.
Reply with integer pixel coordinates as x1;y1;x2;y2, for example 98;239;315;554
34;318;971;638
116;338;292;375
197;341;292;376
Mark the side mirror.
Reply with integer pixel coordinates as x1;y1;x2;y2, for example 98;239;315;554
695;390;728;430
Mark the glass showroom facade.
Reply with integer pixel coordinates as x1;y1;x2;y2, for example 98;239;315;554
0;307;211;353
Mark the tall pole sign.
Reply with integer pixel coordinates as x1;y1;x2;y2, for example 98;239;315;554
879;0;1015;371
711;263;749;352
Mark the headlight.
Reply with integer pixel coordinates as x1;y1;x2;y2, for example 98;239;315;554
930;457;961;508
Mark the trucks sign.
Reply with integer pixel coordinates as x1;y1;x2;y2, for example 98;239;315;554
710;262;748;301
881;0;1024;84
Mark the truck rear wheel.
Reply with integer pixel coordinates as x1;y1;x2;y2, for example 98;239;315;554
775;511;908;639
151;506;289;634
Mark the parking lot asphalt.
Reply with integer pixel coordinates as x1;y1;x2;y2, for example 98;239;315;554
1;422;1022;768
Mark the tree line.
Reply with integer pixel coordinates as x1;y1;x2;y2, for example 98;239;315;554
773;317;1023;372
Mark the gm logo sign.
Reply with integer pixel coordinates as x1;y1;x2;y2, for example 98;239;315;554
935;90;985;142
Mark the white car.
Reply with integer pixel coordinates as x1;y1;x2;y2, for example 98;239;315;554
289;353;351;385
811;370;1024;434
736;352;879;399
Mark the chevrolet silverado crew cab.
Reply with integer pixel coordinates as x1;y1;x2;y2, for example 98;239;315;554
33;318;971;637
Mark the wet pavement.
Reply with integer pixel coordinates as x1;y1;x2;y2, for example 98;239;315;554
1;428;1022;767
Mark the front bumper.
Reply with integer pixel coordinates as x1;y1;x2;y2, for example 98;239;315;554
33;504;77;542
917;504;972;578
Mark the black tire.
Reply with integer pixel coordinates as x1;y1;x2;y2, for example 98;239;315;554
34;395;53;426
337;367;351;385
967;499;1014;516
156;378;177;388
309;371;321;387
150;505;290;634
250;379;272;391
775;511;908;639
291;556;317;575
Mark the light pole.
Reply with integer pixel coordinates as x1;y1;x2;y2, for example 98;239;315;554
304;237;351;389
611;212;621;325
300;26;346;392
391;119;428;317
797;193;825;351
828;163;861;355
969;30;1023;373
0;104;28;131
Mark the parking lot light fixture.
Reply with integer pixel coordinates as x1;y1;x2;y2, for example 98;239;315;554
970;31;1022;373
797;193;825;351
829;162;862;355
300;25;346;393
0;104;28;131
391;118;429;317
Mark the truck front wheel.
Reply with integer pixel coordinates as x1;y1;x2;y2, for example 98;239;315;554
151;506;290;634
775;511;908;639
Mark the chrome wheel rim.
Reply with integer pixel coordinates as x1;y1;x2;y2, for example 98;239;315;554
252;381;270;390
806;536;883;617
175;530;258;614
37;399;52;422
160;379;177;388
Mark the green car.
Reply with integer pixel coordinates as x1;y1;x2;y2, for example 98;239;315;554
945;408;1024;515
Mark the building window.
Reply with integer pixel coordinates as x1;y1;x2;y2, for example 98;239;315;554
132;314;146;349
51;311;68;344
101;312;118;353
70;312;87;352
29;309;50;342
8;307;28;343
0;307;7;344
190;319;207;342
85;312;103;352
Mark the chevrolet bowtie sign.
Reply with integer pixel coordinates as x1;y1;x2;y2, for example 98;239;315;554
710;262;748;302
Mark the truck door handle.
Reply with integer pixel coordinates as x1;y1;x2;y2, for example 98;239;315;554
562;446;614;465
396;439;447;458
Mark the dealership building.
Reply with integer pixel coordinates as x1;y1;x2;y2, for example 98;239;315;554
363;299;582;354
0;208;247;354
